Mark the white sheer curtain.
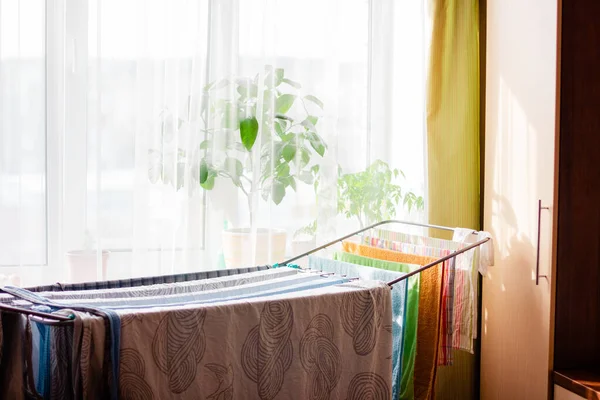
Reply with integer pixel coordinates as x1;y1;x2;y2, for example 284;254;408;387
0;0;428;286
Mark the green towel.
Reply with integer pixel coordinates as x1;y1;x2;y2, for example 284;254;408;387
334;251;420;400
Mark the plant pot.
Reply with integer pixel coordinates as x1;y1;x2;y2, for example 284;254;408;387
291;237;317;268
0;273;20;287
221;228;287;268
66;250;109;283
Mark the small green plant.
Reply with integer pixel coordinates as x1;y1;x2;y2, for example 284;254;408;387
338;160;424;228
149;66;326;226
294;160;425;236
293;219;317;240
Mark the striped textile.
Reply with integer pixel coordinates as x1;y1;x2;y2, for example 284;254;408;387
374;229;477;353
364;236;454;365
24;266;270;292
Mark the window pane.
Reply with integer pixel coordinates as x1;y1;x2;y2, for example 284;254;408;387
0;0;46;266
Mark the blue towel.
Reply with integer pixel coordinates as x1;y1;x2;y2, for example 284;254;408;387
308;256;408;400
197;275;349;305
34;321;51;398
64;273;324;309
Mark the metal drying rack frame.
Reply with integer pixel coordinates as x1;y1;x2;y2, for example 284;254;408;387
276;219;490;287
0;219;490;323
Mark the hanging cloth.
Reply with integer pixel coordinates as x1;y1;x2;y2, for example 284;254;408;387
308;255;408;400
28;266;272;292
333;251;420;400
0;312;27;400
364;236;455;366
375;228;477;353
84;281;394;399
342;240;442;400
27;268;298;302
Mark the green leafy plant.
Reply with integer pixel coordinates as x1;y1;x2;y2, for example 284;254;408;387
337;160;424;228
338;160;424;228
293;219;317;240
148;66;326;226
294;160;425;237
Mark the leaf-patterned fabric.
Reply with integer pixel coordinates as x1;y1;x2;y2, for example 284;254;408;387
1;268;293;399
307;255;408;400
81;281;393;399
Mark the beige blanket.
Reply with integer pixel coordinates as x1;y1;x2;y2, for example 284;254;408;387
78;280;393;399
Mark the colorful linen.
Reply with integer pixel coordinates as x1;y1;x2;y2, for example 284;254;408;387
375;229;477;353
364;236;455;366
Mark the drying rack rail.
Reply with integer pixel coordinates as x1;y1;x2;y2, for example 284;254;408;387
277;219;489;286
0;219;490;323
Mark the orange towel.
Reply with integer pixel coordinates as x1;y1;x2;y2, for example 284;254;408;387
342;241;444;400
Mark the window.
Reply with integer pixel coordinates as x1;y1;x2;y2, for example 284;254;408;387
0;0;46;267
0;0;427;286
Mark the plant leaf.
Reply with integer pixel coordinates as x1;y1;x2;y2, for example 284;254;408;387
304;95;324;109
289;176;297;191
275;113;293;122
282;78;301;89
199;160;209;184
301;118;316;131
200;172;215;190
274;68;284;86
272;180;286;205
239;117;259;151
274;119;287;136
299;148;311;168
224;157;244;183
298;171;314;184
237;82;258;98
148;163;162;184
276;94;296;114
275;162;290;178
199;140;211;150
261;183;271;201
282;143;297;162
308;132;326;157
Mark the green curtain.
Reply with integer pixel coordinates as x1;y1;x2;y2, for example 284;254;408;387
426;0;481;399
427;0;480;235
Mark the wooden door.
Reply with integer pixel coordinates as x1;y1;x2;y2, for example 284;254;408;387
481;0;559;398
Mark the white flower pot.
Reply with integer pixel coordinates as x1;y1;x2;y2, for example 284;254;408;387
221;228;287;268
66;250;109;283
290;237;317;268
0;274;21;287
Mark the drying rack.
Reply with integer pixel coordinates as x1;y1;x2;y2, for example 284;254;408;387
0;219;490;324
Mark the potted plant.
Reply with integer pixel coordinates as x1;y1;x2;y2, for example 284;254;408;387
65;230;109;283
149;66;327;267
337;159;424;228
293;160;425;252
